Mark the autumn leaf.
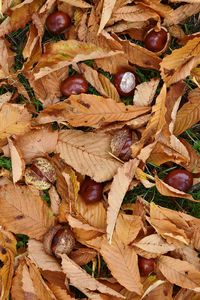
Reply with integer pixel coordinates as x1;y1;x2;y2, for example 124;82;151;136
8;138;25;183
36;94;150;128
61;0;92;8
0;104;31;141
56;130;121;182
107;159;139;242
100;235;143;294
98;0;117;34
133;79;160;107
179;139;200;173
0;184;55;239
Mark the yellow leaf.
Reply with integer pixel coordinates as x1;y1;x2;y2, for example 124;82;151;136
56;130;121;182
0;184;55;240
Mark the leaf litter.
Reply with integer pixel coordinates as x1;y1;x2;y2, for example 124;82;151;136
0;0;200;299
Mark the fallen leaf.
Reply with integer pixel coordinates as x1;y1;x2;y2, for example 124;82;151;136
56;130;121;182
8;138;25;183
133;79;160;107
61;0;91;8
0;184;55;239
98;0;117;34
179;139;200;173
69;248;97;266
107;159;139;242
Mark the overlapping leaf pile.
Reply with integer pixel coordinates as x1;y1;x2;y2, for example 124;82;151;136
0;0;200;299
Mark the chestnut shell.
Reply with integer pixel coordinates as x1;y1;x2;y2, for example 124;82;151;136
46;11;71;34
79;176;103;204
164;169;193;192
60;75;89;97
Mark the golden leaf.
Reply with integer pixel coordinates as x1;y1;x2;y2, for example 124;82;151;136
179;139;200;173
0;184;55;239
56;130;121;182
133;79;160;107
98;0;117;34
8;138;25;183
69;248;97;266
61;0;91;8
107;159;139;242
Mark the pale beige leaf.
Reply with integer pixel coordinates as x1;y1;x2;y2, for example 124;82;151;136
135;0;173;18
56;130;121;182
155;176;196;202
8;138;25;183
141;280;165;300
0;92;12;106
107;159;139;242
47;283;76;300
11;261;27;300
133;234;175;256
49;186;60;215
160;37;200;86
36;94;150;128
98;0;117;34
143;281;173;300
0;104;31;141
61;0;91;8
133;79;160;107
115;213;142;245
16;127;58;163
179;139;200;173
175;245;200;271
0;184;55;239
158;255;200;291
69;248;97;266
100;236;143;294
28;239;62;272
79;63;120;101
164;3;200;26
116;36;162;70
61;254;124;298
0;39;14;79
22;24;39;59
174;88;200;135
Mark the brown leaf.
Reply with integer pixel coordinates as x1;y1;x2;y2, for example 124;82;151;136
0;184;55;239
46;283;75;300
49;186;61;215
115;213;143;245
135;0;173;18
56;130;121;182
98;0;117;33
179;139;200;173
115;35;162;70
16;127;58;163
155;176;197;202
160;37;200;86
36;94;150;128
61;0;91;8
8;138;25;183
69;248;97;266
133;79;160;107
100;236;143;295
0;104;31;142
158;255;200;291
0;39;14;79
107;159;139;242
174;88;200;135
79;63;120;101
61;254;124;298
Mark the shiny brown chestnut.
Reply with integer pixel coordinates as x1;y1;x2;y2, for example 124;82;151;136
60;75;89;97
164;169;193;192
113;70;136;97
144;27;170;55
79;176;103;204
46;11;71;35
138;257;155;276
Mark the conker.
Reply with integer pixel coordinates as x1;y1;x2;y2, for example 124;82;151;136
25;157;56;190
60;75;89;97
43;225;75;258
79;176;103;204
46;11;71;35
138;257;155;276
111;127;134;161
164;169;193;192
144;27;169;54
113;70;136;97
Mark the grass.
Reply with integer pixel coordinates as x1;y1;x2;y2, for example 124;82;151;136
0;157;12;170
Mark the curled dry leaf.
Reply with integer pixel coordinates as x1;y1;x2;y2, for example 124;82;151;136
133;79;160;107
56;130;121;182
179;139;200;173
98;0;117;34
107;159;139;242
158;255;200;291
8;138;25;183
0;39;14;79
0;184;55;240
69;248;97;266
36;93;150;128
61;254;124;298
61;0;92;8
100;235;143;295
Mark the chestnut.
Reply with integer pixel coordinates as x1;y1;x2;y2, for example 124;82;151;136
164;169;193;192
138;257;155;276
113;70;136;97
111;127;134;161
79;176;103;204
46;11;71;35
43;225;75;258
144;27;170;54
60;75;89;97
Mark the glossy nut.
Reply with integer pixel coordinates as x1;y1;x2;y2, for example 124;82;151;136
25;157;56;190
144;27;170;54
60;75;89;97
138;257;155;276
111;127;134;161
79;176;103;204
43;225;75;258
164;169;193;192
46;11;71;34
113;70;136;97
